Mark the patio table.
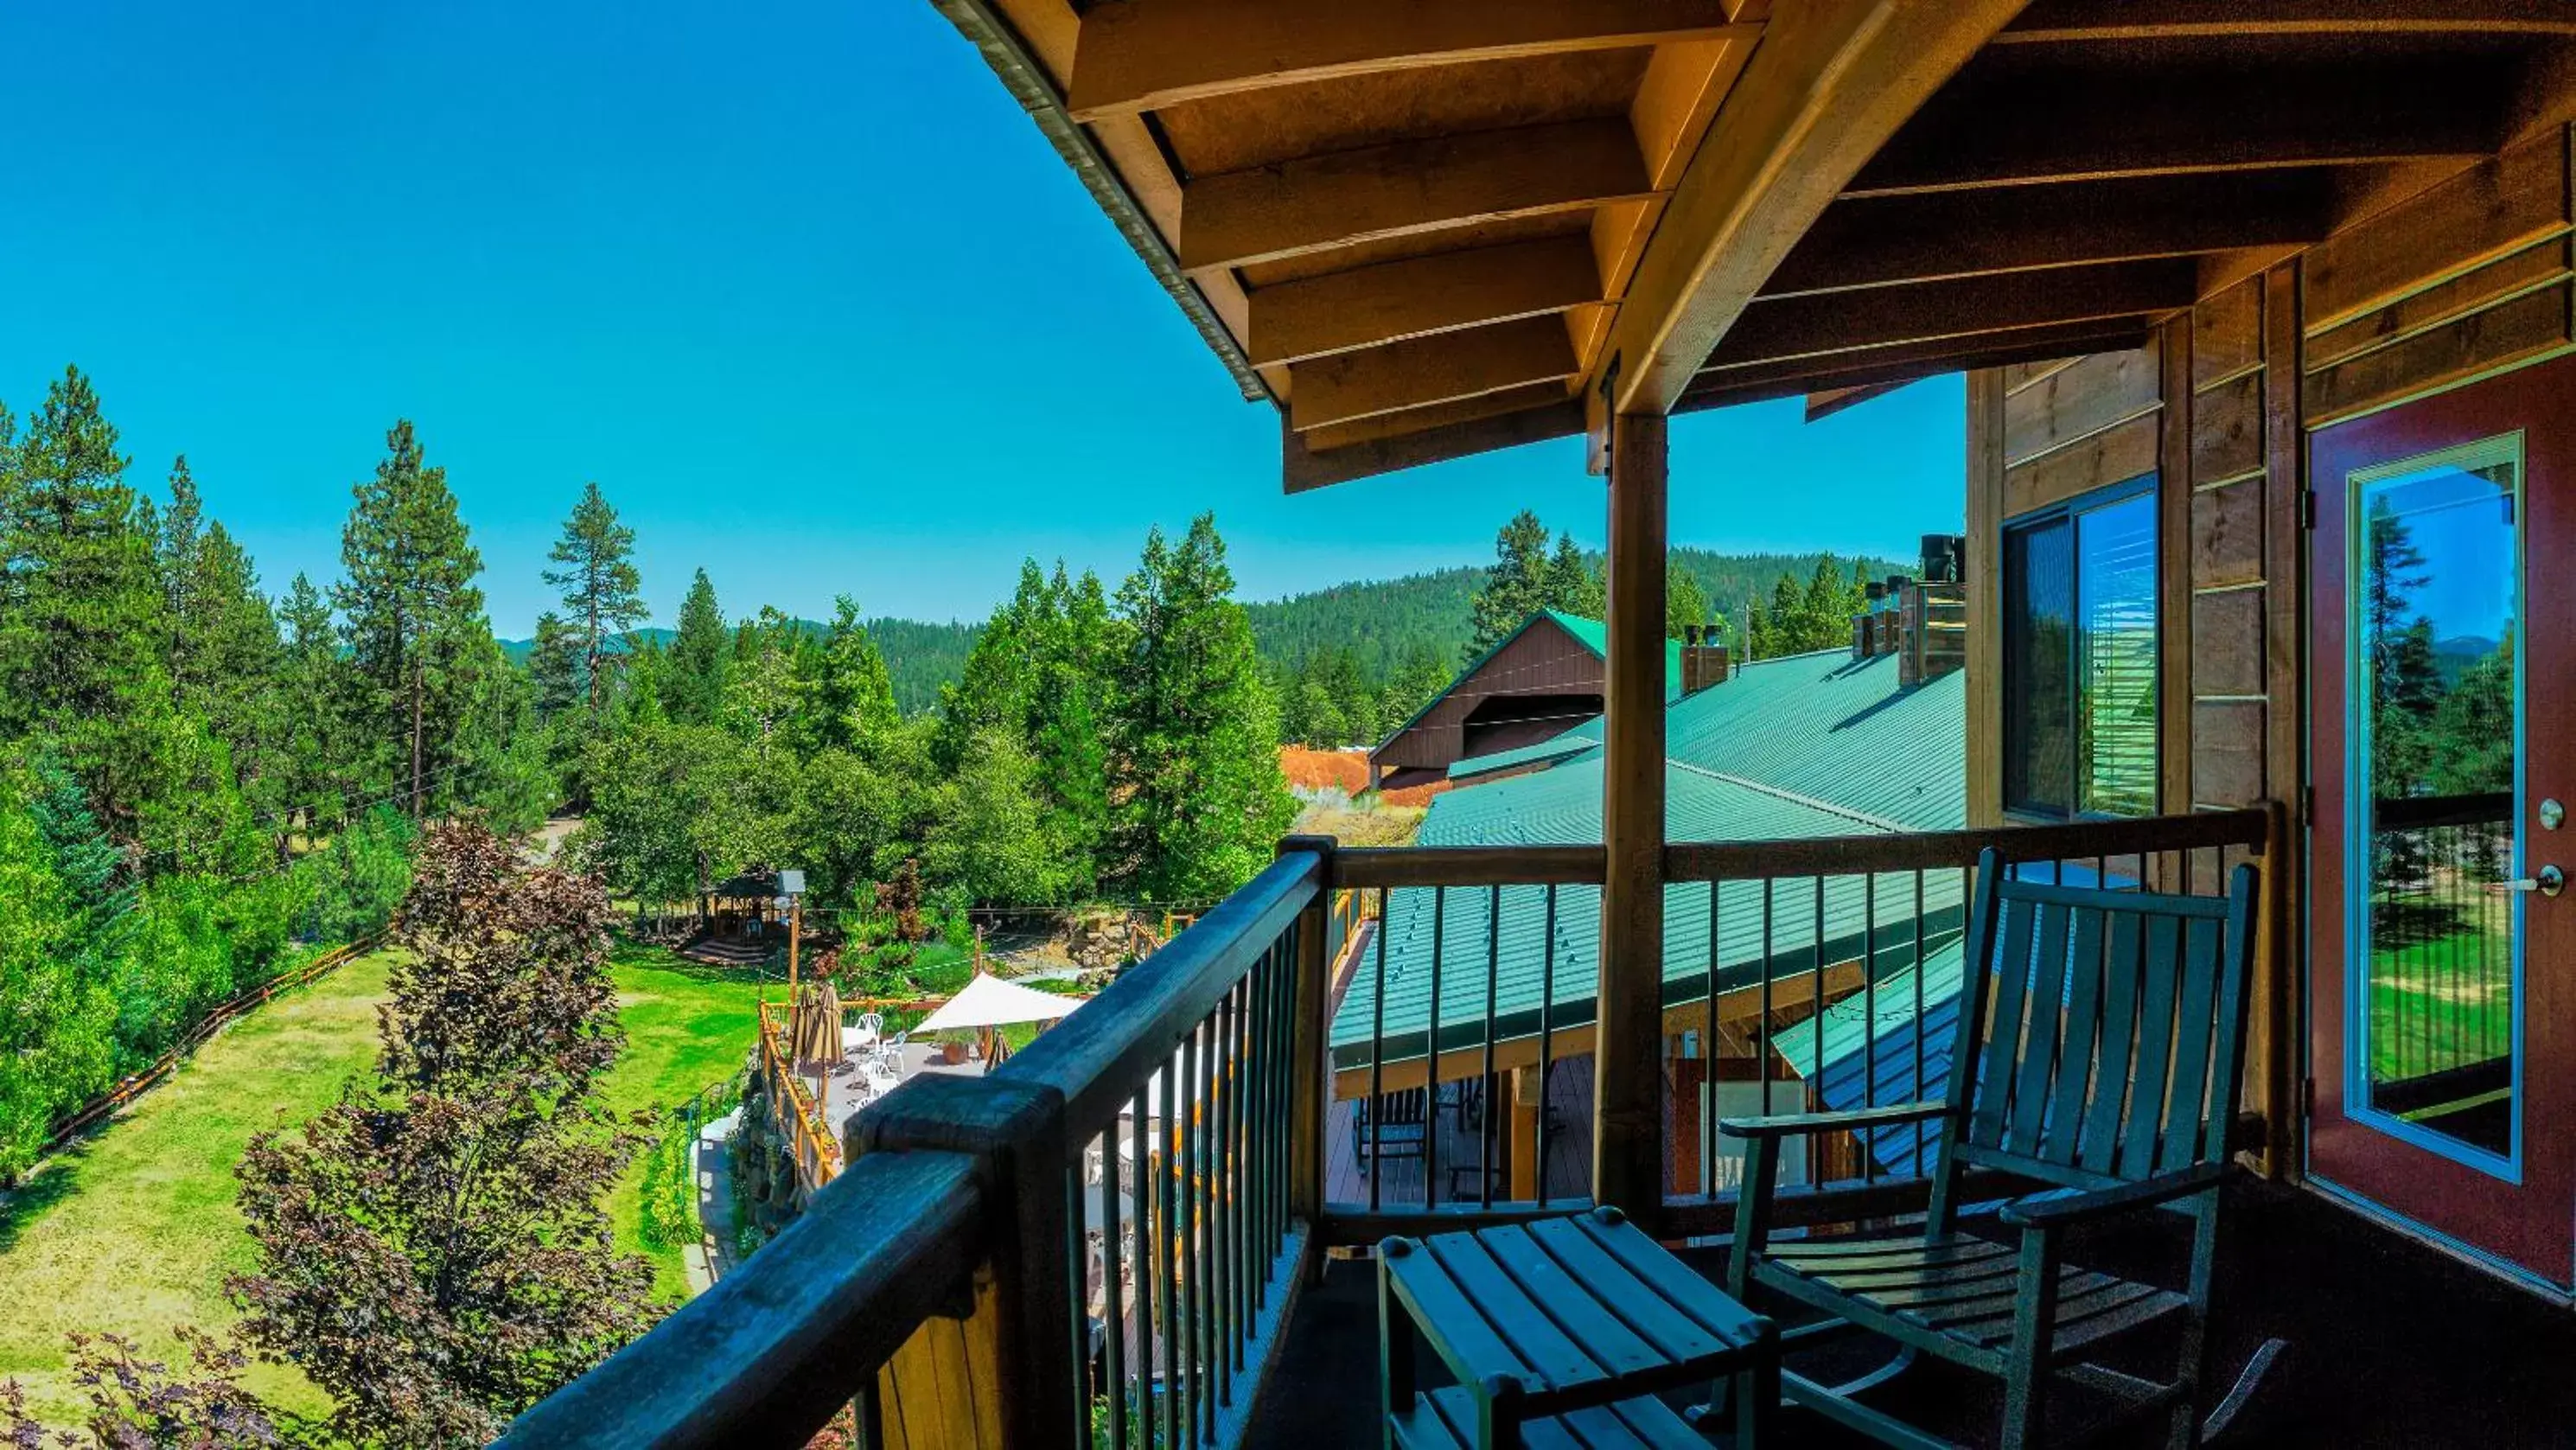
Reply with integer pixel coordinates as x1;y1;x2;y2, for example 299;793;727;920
1378;1206;1777;1449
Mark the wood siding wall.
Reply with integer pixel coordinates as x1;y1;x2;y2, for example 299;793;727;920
1962;125;2576;1174
1369;617;1607;776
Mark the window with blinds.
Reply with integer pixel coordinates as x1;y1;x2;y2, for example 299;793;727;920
2003;478;2158;817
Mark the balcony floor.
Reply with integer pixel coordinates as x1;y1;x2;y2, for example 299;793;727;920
1248;1180;2576;1448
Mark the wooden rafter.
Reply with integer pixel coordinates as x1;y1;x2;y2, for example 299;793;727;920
1178;118;1655;275
1846;50;2509;198
1764;172;2337;298
1246;237;1603;367
1589;0;2030;422
1283;399;1586;494
1289;316;1578;431
1066;0;1754;119
1996;0;2576;45
1708;259;2197;371
1680;317;2158;412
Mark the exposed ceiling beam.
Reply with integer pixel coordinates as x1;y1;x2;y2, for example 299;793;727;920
1763;172;2337;297
1679;319;2156;412
1284;400;1588;494
1178;118;1655;275
1846;52;2509;198
1300;381;1576;452
1802;381;1913;422
1067;0;1755;120
1289;316;1579;431
1246;237;1604;367
1586;0;2029;423
1995;0;2576;45
1707;259;2195;370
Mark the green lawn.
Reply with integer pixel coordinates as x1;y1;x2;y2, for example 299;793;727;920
0;942;767;1428
2368;890;2515;1086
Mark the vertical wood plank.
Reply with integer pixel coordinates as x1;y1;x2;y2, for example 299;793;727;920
1964;369;2006;827
2080;911;2146;1176
1597;411;1669;1221
2006;904;2073;1156
1973;899;2039;1149
2158;320;2193;815
2260;261;2306;1179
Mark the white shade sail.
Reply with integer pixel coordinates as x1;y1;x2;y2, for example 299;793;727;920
914;973;1084;1033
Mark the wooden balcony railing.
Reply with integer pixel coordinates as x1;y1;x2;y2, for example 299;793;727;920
498;808;2281;1450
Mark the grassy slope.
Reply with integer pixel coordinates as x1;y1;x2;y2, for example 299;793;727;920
0;943;768;1426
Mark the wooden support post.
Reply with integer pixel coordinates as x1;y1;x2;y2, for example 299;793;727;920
1509;1065;1543;1202
1596;411;1669;1221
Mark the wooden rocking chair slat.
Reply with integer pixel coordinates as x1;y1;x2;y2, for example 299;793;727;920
2041;905;2108;1166
2006;902;2073;1155
2117;913;2184;1178
2079;910;2146;1177
1724;846;2270;1450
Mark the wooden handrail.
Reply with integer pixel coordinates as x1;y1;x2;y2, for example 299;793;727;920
1662;807;2273;881
1336;844;1606;888
494;1148;987;1450
999;848;1323;1137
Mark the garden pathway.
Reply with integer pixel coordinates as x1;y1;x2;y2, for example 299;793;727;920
683;1108;743;1294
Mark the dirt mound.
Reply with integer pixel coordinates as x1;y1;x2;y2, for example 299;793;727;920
1279;745;1368;795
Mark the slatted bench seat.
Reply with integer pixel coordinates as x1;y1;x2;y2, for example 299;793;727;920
1762;1232;2188;1371
1378;1207;1780;1450
1387;1384;1701;1449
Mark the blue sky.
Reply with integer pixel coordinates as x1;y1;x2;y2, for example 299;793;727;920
0;0;1966;636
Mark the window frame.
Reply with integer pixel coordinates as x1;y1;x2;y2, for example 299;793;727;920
2000;471;2163;821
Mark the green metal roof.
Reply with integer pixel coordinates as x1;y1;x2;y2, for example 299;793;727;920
1444;718;1604;781
1332;649;1967;1072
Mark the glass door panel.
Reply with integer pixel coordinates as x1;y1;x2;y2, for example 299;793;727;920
2346;437;2522;1167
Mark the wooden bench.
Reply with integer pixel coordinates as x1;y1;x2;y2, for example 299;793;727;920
1379;1208;1778;1449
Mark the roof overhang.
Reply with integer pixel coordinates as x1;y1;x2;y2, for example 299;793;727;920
928;0;2576;488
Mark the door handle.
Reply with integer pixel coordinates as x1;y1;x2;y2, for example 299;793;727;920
2495;866;2567;897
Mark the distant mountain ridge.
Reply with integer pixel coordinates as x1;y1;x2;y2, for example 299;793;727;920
501;617;979;714
1242;547;1912;678
504;547;1903;713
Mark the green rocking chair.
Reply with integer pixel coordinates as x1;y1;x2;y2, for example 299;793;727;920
1720;848;2284;1449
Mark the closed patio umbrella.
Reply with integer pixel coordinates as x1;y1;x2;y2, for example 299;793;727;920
792;979;844;1074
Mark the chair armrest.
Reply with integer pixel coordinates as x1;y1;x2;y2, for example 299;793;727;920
1717;1101;1961;1140
1999;1161;2229;1230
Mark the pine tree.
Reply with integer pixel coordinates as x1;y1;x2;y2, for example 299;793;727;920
0;368;182;834
935;562;1044;772
1546;532;1604;616
813;595;900;751
1103;515;1295;902
1667;565;1711;642
528;611;585;719
1463;511;1555;663
663;569;729;725
333;420;488;819
543;482;647;716
272;572;350;834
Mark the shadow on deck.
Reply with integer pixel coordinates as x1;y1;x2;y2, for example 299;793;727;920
1248;1181;2576;1448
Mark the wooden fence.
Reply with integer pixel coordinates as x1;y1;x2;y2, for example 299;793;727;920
36;934;387;1162
756;1000;845;1190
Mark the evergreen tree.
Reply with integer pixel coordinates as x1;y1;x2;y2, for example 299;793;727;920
1546;532;1604;617
813;595;900;751
934;562;1044;772
543;482;647;716
662;569;729;725
1463;511;1554;663
1026;563;1113;891
0;368;178;831
1667;565;1710;642
166;500;282;801
1102;516;1295;902
333;420;487;819
528;610;585;719
272;572;351;832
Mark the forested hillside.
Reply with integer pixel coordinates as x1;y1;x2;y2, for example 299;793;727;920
1244;547;1906;678
506;617;977;714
